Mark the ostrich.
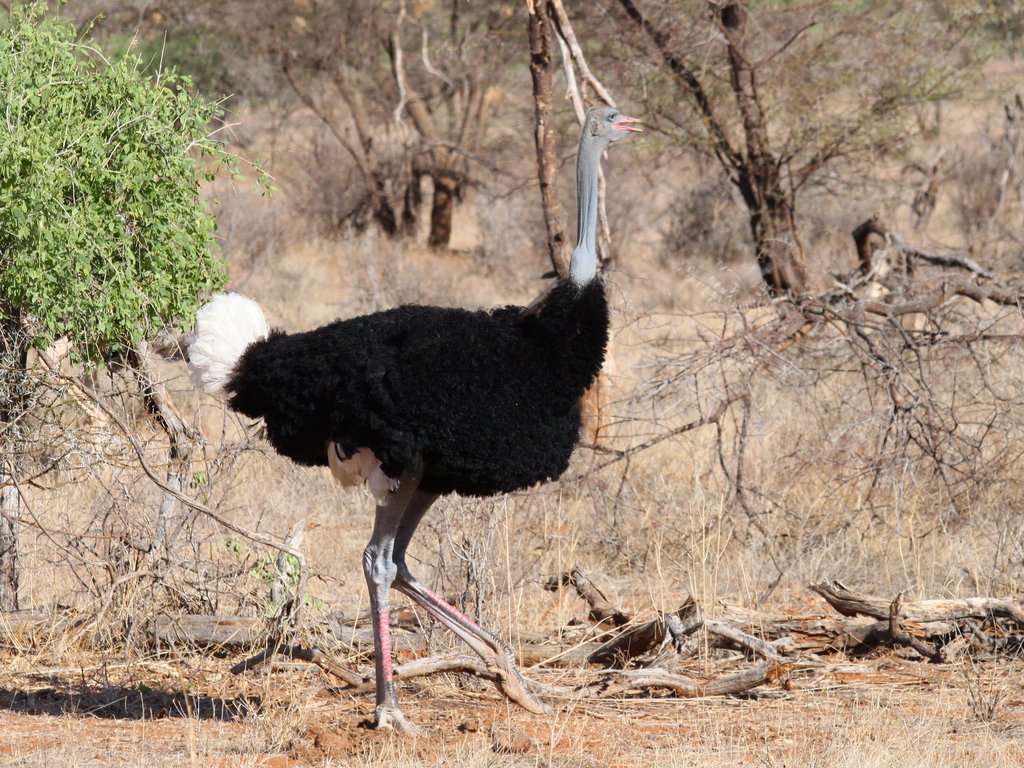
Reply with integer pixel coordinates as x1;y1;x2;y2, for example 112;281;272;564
187;106;640;732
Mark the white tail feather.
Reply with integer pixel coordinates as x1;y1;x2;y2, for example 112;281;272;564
188;293;269;394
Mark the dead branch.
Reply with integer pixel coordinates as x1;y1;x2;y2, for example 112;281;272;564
544;565;631;626
587;614;666;667
63;374;305;559
230;640;363;686
11;574;1024;711
598;661;790;698
848;215;1015;289
549;0;616;107
129;342;193;559
550;570;790;667
704;618;790;663
772;616;892;655
588;390;750;474
900;242;1006;286
615;0;740;170
811;580;1024;625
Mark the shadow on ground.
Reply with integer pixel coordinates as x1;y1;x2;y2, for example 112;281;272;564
0;679;259;721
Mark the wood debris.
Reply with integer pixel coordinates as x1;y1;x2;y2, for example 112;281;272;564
4;570;1022;703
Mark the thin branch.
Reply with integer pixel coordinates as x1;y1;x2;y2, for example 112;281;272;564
231;640;363;686
616;0;742;170
599;661;789;698
38;365;304;559
549;0;617;107
420;24;455;90
587;390;750;474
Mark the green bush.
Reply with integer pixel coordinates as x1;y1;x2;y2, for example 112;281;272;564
0;2;238;363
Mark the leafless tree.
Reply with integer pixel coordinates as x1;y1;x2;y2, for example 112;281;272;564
165;0;515;248
612;0;986;296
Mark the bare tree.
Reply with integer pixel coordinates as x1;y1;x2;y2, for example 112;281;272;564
385;3;496;247
614;0;984;296
189;0;512;248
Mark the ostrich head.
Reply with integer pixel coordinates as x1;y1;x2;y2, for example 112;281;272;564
584;106;642;144
569;107;641;285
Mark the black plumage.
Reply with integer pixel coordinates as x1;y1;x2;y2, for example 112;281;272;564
225;278;608;496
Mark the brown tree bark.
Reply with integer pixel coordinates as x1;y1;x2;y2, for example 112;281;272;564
528;0;571;277
428;172;460;248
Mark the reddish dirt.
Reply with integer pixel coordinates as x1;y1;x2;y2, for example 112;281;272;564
1;654;1023;766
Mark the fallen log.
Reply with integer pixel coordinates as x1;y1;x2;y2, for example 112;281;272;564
587;614;666;667
598;661;791;699
6;575;1022;714
811;580;1024;624
147;613;429;656
888;593;942;662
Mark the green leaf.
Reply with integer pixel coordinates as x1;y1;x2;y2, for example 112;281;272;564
0;2;233;366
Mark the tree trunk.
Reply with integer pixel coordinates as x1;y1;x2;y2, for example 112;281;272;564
427;172;459;249
0;316;29;611
402;172;421;237
528;0;570;277
715;2;807;296
372;184;400;237
0;469;19;611
129;343;193;560
749;197;807;297
618;0;807;296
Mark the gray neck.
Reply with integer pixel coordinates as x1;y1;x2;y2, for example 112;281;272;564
568;134;605;286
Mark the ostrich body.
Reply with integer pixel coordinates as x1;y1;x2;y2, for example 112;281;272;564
188;107;640;732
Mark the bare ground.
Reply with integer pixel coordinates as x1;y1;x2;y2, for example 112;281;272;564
1;648;1022;767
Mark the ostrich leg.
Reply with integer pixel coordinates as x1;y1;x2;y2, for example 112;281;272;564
362;473;428;734
391;490;551;715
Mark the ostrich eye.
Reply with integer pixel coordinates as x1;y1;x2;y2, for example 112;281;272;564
608;112;618;122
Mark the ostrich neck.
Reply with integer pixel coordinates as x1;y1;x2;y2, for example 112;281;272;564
568;138;604;286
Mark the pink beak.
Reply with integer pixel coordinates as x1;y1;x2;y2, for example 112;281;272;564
611;115;643;133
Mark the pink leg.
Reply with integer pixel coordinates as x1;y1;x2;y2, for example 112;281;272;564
362;476;428;734
378;607;393;679
390;492;550;715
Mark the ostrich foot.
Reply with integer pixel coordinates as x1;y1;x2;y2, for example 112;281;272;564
486;647;553;716
374;705;431;736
